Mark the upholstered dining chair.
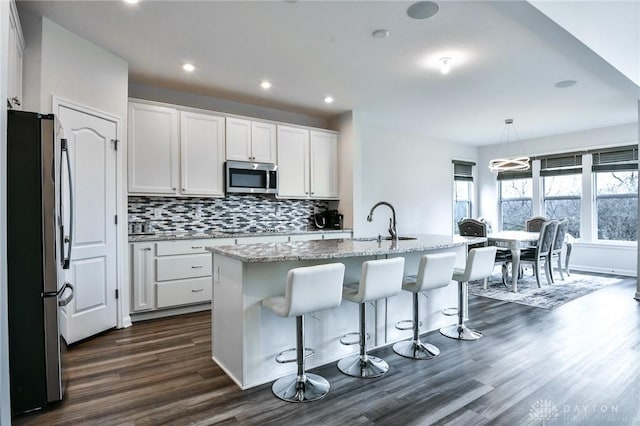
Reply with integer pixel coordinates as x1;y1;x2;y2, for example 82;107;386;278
549;218;570;282
513;220;558;288
457;218;510;288
525;216;548;232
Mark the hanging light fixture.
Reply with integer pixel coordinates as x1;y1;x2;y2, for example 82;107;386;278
488;119;530;173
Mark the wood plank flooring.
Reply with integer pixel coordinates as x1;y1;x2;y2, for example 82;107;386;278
13;276;640;425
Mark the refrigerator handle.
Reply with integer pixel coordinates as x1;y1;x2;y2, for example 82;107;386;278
58;282;74;307
61;138;73;270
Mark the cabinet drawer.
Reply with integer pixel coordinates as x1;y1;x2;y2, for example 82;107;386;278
156;254;212;281
156;240;218;256
157;277;211;308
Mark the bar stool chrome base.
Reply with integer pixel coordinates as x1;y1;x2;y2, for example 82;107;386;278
271;372;330;403
337;354;389;378
439;324;483;341
393;339;440;359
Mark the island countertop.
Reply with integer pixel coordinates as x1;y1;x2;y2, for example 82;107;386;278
206;234;485;263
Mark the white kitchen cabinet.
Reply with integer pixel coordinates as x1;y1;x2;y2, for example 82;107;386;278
235;235;289;244
277;126;339;199
130;242;155;312
128;102;179;194
226;117;276;163
180;111;225;196
130;238;235;316
128;102;225;197
310;130;338;198
7;0;24;110
277;125;310;198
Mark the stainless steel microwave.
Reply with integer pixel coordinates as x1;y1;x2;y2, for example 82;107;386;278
225;161;278;194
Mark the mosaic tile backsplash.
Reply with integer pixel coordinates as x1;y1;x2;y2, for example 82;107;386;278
128;195;333;233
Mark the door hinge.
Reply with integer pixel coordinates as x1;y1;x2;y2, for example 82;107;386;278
115;289;119;299
115;215;118;225
112;139;119;151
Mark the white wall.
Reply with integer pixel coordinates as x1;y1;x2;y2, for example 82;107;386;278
20;14;131;326
0;1;12;423
478;122;639;276
129;82;328;130
346;113;477;238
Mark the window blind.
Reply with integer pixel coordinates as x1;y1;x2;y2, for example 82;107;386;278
453;160;475;181
590;146;638;172
539;152;583;176
496;160;532;180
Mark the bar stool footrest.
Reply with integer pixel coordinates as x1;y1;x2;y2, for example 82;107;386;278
441;307;458;317
275;347;315;364
394;319;422;331
339;331;370;346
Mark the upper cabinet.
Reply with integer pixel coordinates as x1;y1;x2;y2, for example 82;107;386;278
7;0;24;110
277;126;339;199
226;117;276;163
128;102;225;197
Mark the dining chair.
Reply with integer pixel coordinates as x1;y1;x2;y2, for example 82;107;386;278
525;216;548;232
514;220;558;288
549;218;570;282
457;218;510;288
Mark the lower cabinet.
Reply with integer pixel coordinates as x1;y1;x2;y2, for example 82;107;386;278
130;232;352;317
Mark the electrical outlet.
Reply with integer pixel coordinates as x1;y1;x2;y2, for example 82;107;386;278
195;205;202;219
154;208;162;219
214;266;220;283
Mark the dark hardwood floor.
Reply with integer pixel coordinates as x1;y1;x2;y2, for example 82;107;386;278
14;277;640;425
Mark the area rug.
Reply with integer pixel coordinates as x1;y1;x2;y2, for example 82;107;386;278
468;271;625;310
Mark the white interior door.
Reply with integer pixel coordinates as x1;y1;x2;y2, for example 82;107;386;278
58;105;118;344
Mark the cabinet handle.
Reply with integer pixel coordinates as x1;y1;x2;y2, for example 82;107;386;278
191;246;203;249
191;288;204;293
143;248;152;251
172;187;177;191
191;265;203;269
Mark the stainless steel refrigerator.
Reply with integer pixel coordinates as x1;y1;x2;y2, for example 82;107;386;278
7;110;74;415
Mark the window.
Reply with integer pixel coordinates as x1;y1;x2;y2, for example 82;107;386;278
499;178;532;231
540;153;582;238
592;146;638;241
453;160;474;233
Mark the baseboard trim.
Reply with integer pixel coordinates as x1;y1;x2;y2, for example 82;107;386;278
131;303;211;322
569;265;637;277
121;315;132;329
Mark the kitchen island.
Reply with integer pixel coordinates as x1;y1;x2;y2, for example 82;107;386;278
207;234;485;389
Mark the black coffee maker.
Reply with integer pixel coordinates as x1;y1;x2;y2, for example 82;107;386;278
314;209;344;229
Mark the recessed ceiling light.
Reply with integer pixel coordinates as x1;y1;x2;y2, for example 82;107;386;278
324;96;334;104
407;1;439;20
260;80;272;89
554;80;577;88
123;0;139;4
372;29;390;39
439;57;452;74
182;63;195;72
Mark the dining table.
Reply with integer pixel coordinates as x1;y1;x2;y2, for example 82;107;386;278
487;230;540;292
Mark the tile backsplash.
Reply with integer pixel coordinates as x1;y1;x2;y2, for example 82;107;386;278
128;195;333;233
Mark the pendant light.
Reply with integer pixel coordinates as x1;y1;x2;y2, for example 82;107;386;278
488;119;530;173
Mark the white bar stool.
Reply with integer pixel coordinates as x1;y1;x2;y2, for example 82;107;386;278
261;263;345;403
440;246;497;341
393;252;457;360
337;257;405;378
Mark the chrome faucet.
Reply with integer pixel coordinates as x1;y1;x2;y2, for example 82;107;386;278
367;201;398;240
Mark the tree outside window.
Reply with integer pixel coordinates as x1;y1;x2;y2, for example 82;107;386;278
499;178;532;231
454;180;472;232
595;171;638;241
543;174;581;237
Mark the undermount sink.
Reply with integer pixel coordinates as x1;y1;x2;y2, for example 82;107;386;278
354;236;418;242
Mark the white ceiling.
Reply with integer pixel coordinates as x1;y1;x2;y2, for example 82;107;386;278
17;0;640;146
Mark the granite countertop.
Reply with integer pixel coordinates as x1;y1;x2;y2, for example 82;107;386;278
128;228;352;242
206;234;486;263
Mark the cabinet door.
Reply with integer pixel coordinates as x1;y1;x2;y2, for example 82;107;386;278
251;121;277;163
277;125;309;198
131;243;155;312
310;130;338;198
226;117;252;161
128;103;179;194
180;112;225;196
